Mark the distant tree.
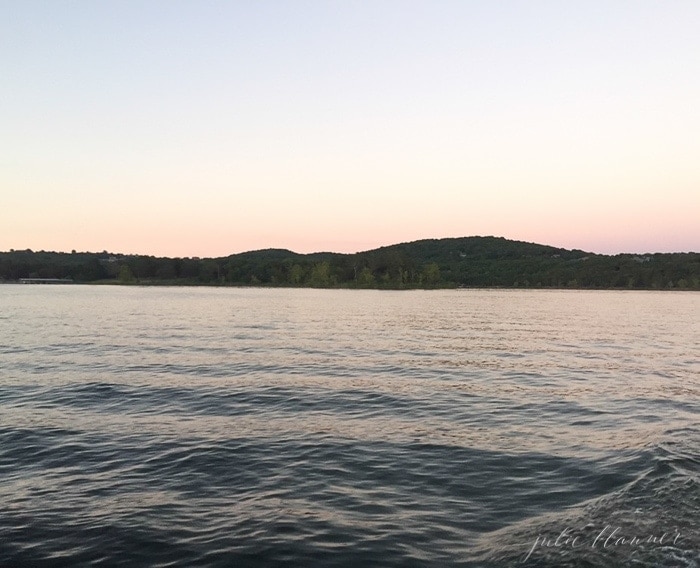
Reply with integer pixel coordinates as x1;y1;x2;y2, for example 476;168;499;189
118;265;135;283
0;238;697;290
76;258;108;281
309;261;332;287
199;260;219;283
356;267;375;288
422;263;440;287
156;260;177;280
289;264;304;285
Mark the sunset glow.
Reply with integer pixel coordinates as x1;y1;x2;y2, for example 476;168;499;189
2;1;699;257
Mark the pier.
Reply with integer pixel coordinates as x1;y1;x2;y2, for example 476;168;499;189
19;278;74;284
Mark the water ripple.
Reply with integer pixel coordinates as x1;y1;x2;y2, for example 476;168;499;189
0;287;697;567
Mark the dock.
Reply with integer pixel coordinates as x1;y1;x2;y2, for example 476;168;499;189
19;278;74;284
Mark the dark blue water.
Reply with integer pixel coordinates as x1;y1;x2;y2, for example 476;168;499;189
0;286;698;566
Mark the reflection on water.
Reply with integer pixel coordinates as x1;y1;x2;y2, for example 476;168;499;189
0;286;698;566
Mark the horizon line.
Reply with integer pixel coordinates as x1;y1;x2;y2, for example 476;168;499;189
2;235;698;259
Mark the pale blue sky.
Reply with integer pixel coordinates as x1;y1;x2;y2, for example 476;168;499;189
2;1;699;256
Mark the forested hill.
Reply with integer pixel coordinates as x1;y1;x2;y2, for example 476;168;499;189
1;237;698;289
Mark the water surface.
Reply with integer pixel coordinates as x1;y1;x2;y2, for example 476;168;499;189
0;286;698;566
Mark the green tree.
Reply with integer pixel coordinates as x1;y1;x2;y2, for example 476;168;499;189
422;262;440;287
118;265;135;283
309;261;332;287
356;267;375;288
289;264;304;285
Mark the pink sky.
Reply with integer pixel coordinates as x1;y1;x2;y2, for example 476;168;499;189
2;2;699;257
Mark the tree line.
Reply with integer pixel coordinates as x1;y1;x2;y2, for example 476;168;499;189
1;237;698;289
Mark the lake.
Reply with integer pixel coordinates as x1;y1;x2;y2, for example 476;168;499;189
0;286;698;567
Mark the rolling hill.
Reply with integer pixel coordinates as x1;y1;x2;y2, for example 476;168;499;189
1;237;698;289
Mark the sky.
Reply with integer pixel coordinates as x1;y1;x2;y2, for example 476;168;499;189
2;0;699;257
